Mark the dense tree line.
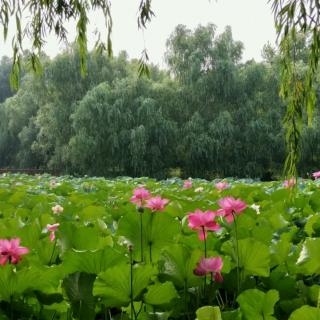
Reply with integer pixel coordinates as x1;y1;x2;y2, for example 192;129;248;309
0;25;319;179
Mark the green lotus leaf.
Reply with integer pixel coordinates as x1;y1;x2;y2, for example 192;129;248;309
222;238;270;277
144;281;178;306
62;247;125;274
158;244;202;288
289;305;320;320
117;212;180;262
93;263;156;307
63;272;96;320
196;306;222;320
237;289;279;320
297;238;320;275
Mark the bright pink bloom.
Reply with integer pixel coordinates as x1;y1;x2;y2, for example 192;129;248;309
47;223;60;242
215;181;229;191
145;196;169;212
183;180;192;189
218;197;247;223
0;238;29;265
188;209;221;240
130;187;151;207
312;171;320;179
283;178;296;188
49;232;55;242
193;256;223;282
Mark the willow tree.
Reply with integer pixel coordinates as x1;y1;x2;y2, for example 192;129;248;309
272;0;320;176
0;0;153;88
1;0;320;175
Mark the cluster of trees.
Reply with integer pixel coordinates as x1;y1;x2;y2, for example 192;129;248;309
0;24;319;179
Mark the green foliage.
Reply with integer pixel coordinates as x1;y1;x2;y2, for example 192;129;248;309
297;238;320;274
63;272;96;320
0;174;318;318
1;24;320;178
0;0;116;89
237;289;279;320
144;281;178;306
117;212;180;262
0;0;319;178
288;305;320;320
222;239;270;277
62;248;125;275
0;56;14;103
195;306;222;320
158;244;203;288
93;263;156;307
272;0;320;177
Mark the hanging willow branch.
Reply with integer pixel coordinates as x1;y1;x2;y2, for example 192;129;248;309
0;0;154;90
271;0;320;177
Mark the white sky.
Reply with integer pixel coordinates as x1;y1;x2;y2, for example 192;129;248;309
0;0;277;68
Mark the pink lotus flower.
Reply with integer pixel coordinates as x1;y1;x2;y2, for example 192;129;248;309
215;181;229;191
312;171;320;179
183;180;192;189
188;209;221;240
193;256;223;282
145;196;169;212
130;187;151;207
52;205;64;214
218;196;247;223
0;238;29;265
47;223;60;242
283;178;296;188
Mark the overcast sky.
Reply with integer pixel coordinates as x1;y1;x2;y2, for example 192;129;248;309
0;0;277;68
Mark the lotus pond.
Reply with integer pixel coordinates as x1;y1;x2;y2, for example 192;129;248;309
0;174;319;320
